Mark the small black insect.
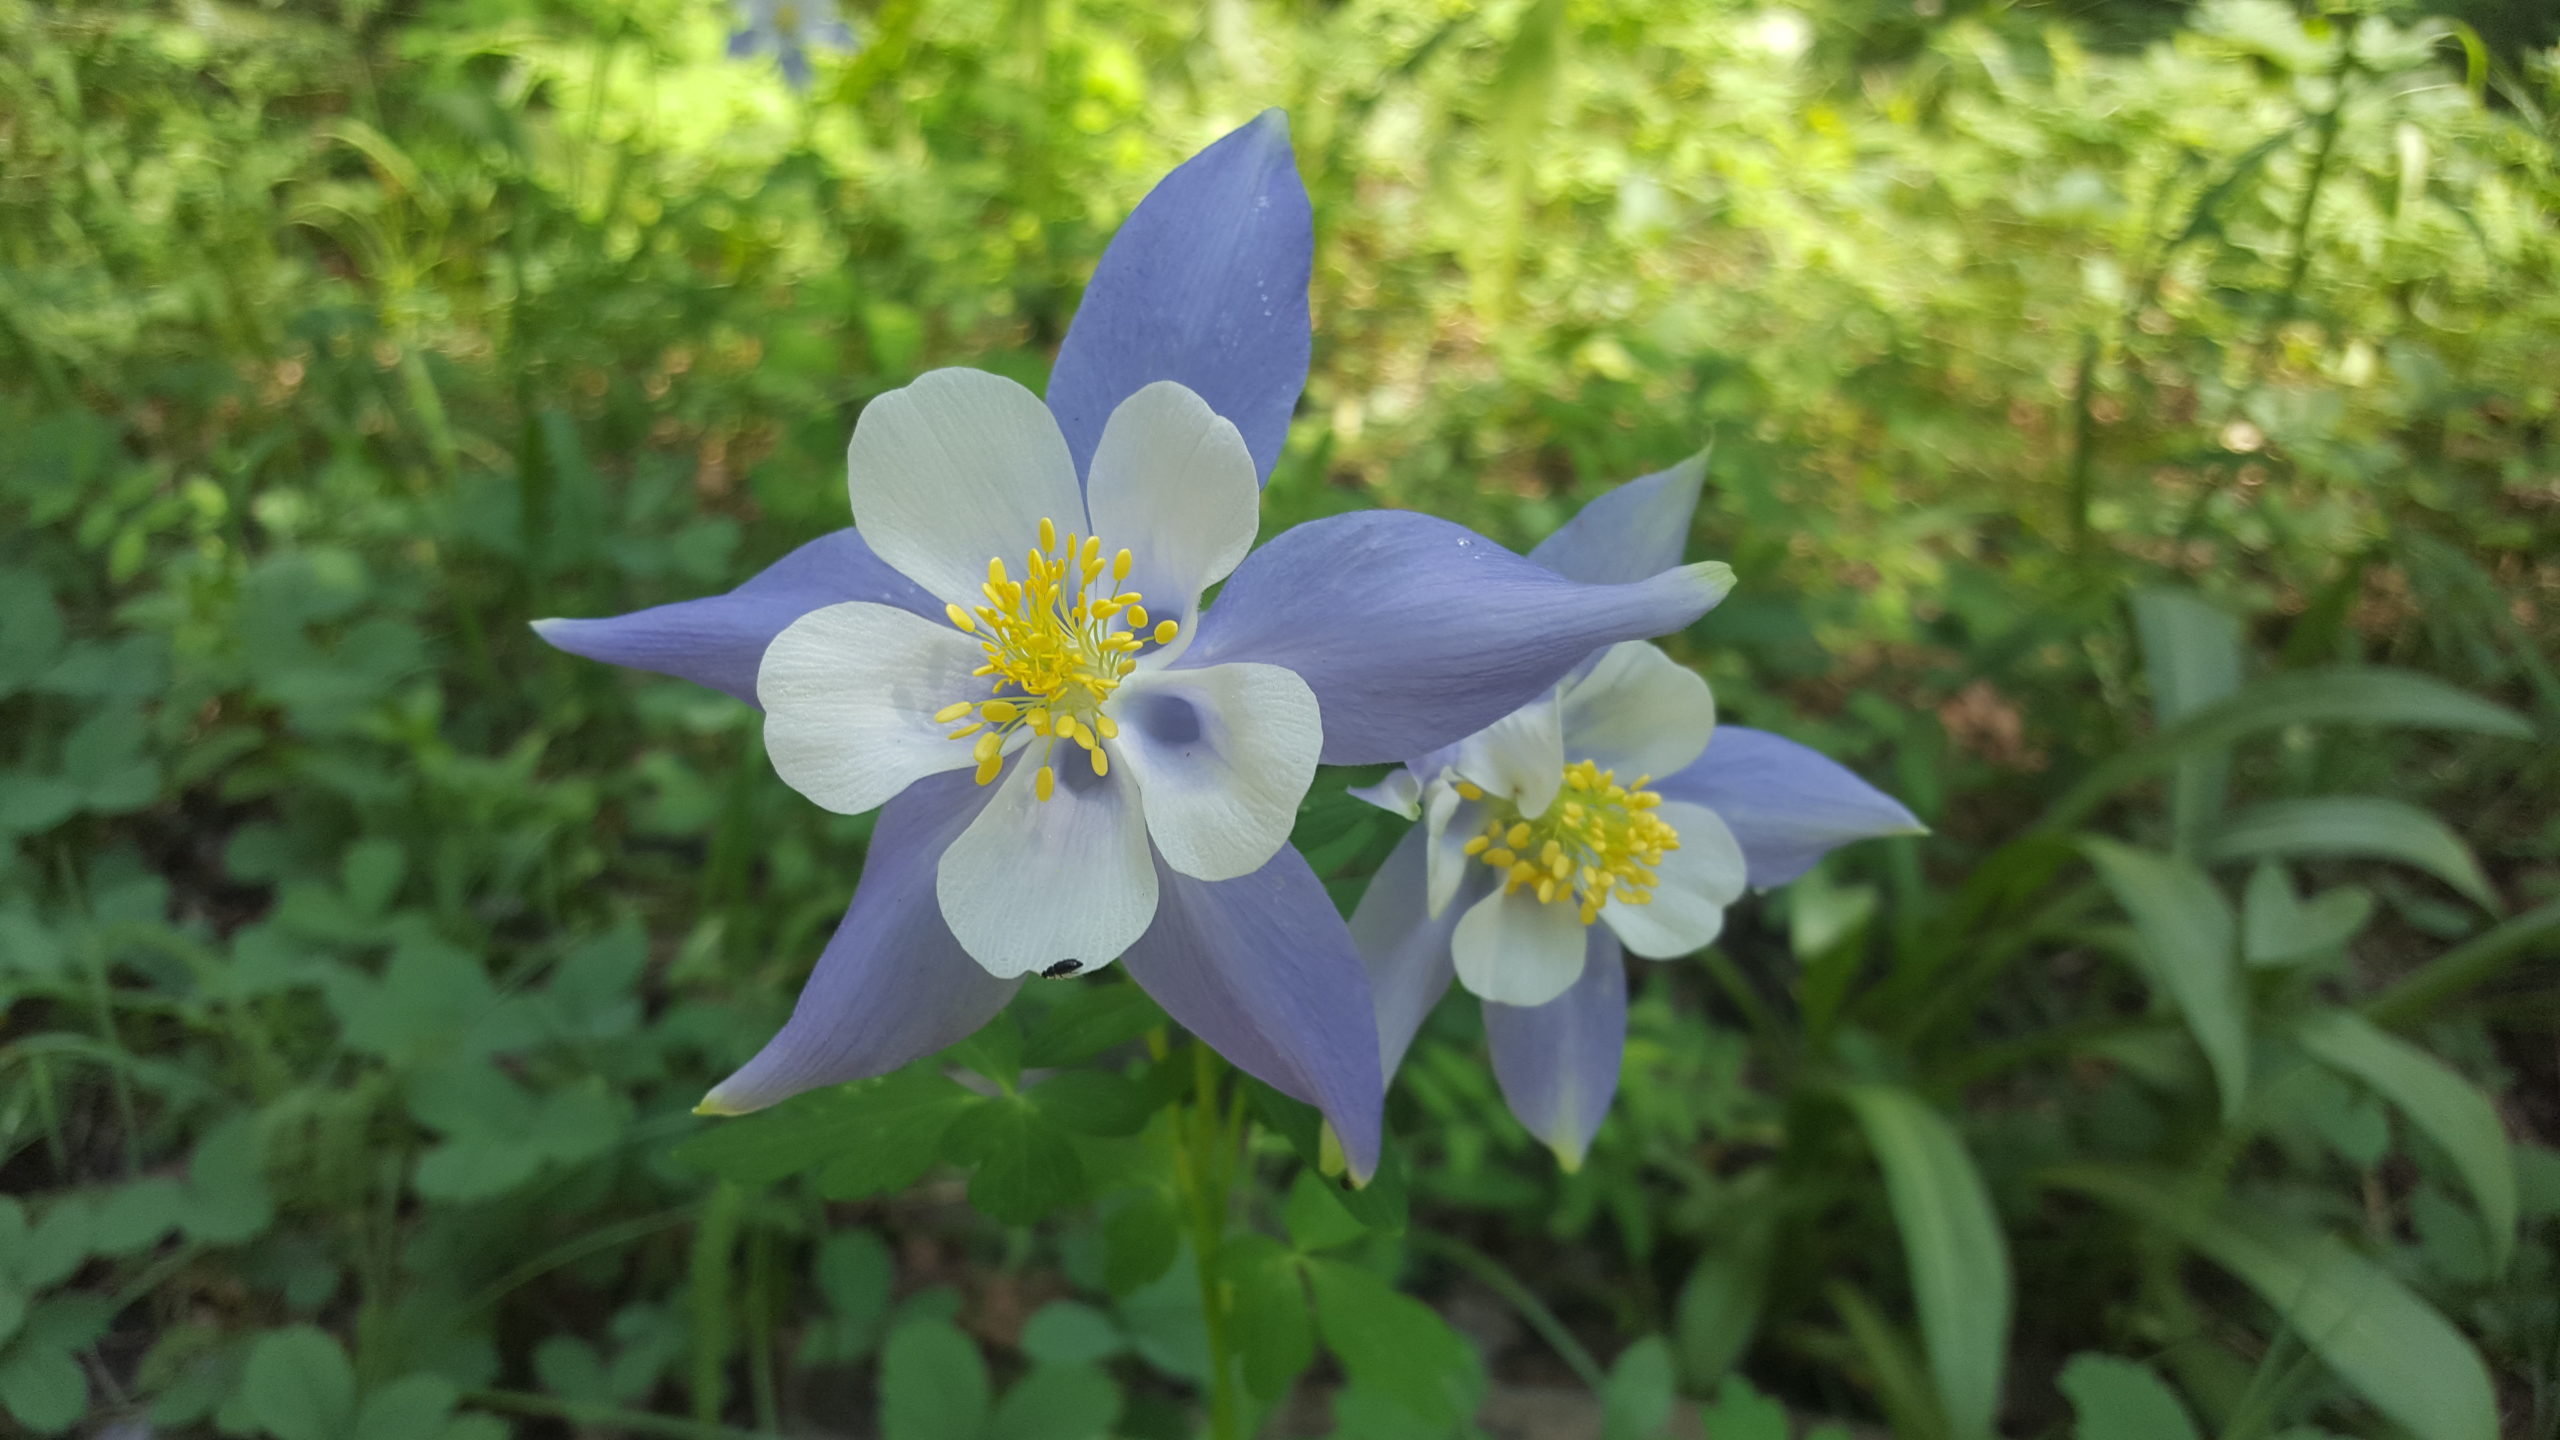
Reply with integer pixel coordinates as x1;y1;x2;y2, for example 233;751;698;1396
1039;959;1084;979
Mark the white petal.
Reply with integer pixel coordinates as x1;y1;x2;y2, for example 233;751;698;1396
1081;382;1261;648
1348;767;1422;821
1421;777;1479;919
1451;692;1566;816
1558;641;1715;781
1601;801;1747;958
936;748;1158;978
846;368;1086;608
1110;661;1320;882
758;601;982;814
1452;885;1592;1007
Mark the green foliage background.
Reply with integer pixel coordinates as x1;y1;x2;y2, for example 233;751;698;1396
2;0;2557;1435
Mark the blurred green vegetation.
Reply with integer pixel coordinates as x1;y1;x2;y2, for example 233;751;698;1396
3;0;2557;1436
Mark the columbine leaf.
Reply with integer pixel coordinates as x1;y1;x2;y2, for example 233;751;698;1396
2204;797;2499;912
2296;1009;2518;1270
241;1326;359;1440
1841;1085;2011;1440
2058;1354;2201;1440
1306;1257;1481;1429
878;1319;990;1440
2084;840;2248;1120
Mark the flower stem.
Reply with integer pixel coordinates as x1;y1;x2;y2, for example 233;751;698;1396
1175;1041;1247;1440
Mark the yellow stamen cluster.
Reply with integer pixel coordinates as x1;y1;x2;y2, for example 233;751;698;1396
1458;760;1680;924
935;518;1177;801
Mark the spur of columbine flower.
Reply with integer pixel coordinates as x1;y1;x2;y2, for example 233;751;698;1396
1348;456;1923;1168
726;0;858;91
532;114;1734;1179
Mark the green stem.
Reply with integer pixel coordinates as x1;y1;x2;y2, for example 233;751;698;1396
1408;1230;1607;1394
2362;898;2560;1029
1176;1042;1246;1440
465;1388;778;1440
690;1183;748;1427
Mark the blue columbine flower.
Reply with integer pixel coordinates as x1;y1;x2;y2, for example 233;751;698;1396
533;114;1734;1179
727;0;858;91
1347;456;1924;1169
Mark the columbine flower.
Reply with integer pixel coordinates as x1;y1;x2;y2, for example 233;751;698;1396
727;0;858;91
533;114;1734;1178
1349;456;1923;1168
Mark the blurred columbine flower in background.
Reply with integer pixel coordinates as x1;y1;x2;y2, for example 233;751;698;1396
532;113;1734;1180
1350;458;1924;1168
726;0;858;91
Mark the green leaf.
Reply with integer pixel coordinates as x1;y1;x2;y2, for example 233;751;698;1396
2058;1354;2200;1440
2084;840;2248;1120
1248;1081;1408;1233
0;1287;24;1348
1027;1070;1158;1138
1841;1085;2011;1440
2204;798;2499;912
2059;1169;2499;1440
1019;1301;1122;1366
2296;1010;2518;1270
1021;982;1166;1068
183;1112;275;1245
878;1319;990;1440
1695;1375;1790;1440
241;1326;359;1440
1674;1226;1769;1389
942;1097;1085;1225
19;1202;91;1290
814;1229;894;1337
0;1343;86;1434
0;776;82;836
2132;588;2244;845
1101;1191;1180;1295
2043;667;2531;833
1283;1168;1369;1253
354;1373;461;1440
1223;1233;1314;1402
987;1363;1121;1440
1601;1335;1677;1440
2240;865;2372;968
1307;1257;1481;1429
92;1178;186;1255
673;1070;970;1192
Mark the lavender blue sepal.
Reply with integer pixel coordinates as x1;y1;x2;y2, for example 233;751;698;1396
530;528;935;706
1655;725;1924;888
1045;111;1312;486
1348;825;1468;1078
700;769;1021;1112
1483;928;1626;1169
1179;510;1733;765
1527;452;1710;586
1118;847;1385;1182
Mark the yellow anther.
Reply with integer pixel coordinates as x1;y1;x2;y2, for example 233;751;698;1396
939;520;1161;784
982;700;1019;723
1127;604;1149;628
972;732;1002;763
1027;709;1052;735
1091;746;1109;777
1153;619;1179;646
1035;766;1056;802
946;604;977;633
947;723;984;740
988;556;1009;586
1470;758;1682;923
1094;714;1119;739
933;700;974;724
1040;516;1057;550
1455;781;1485;801
974;755;1002;786
1112;548;1132;581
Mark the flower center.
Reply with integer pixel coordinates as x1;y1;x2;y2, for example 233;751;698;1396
931;517;1180;803
1458;760;1681;925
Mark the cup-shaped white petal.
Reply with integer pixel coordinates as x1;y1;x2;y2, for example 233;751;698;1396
1451;884;1592;1007
1081;381;1261;652
1558;641;1716;781
1347;767;1423;821
759;601;985;814
936;748;1159;978
1110;661;1320;882
847;368;1087;608
1451;692;1566;817
1600;801;1747;958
